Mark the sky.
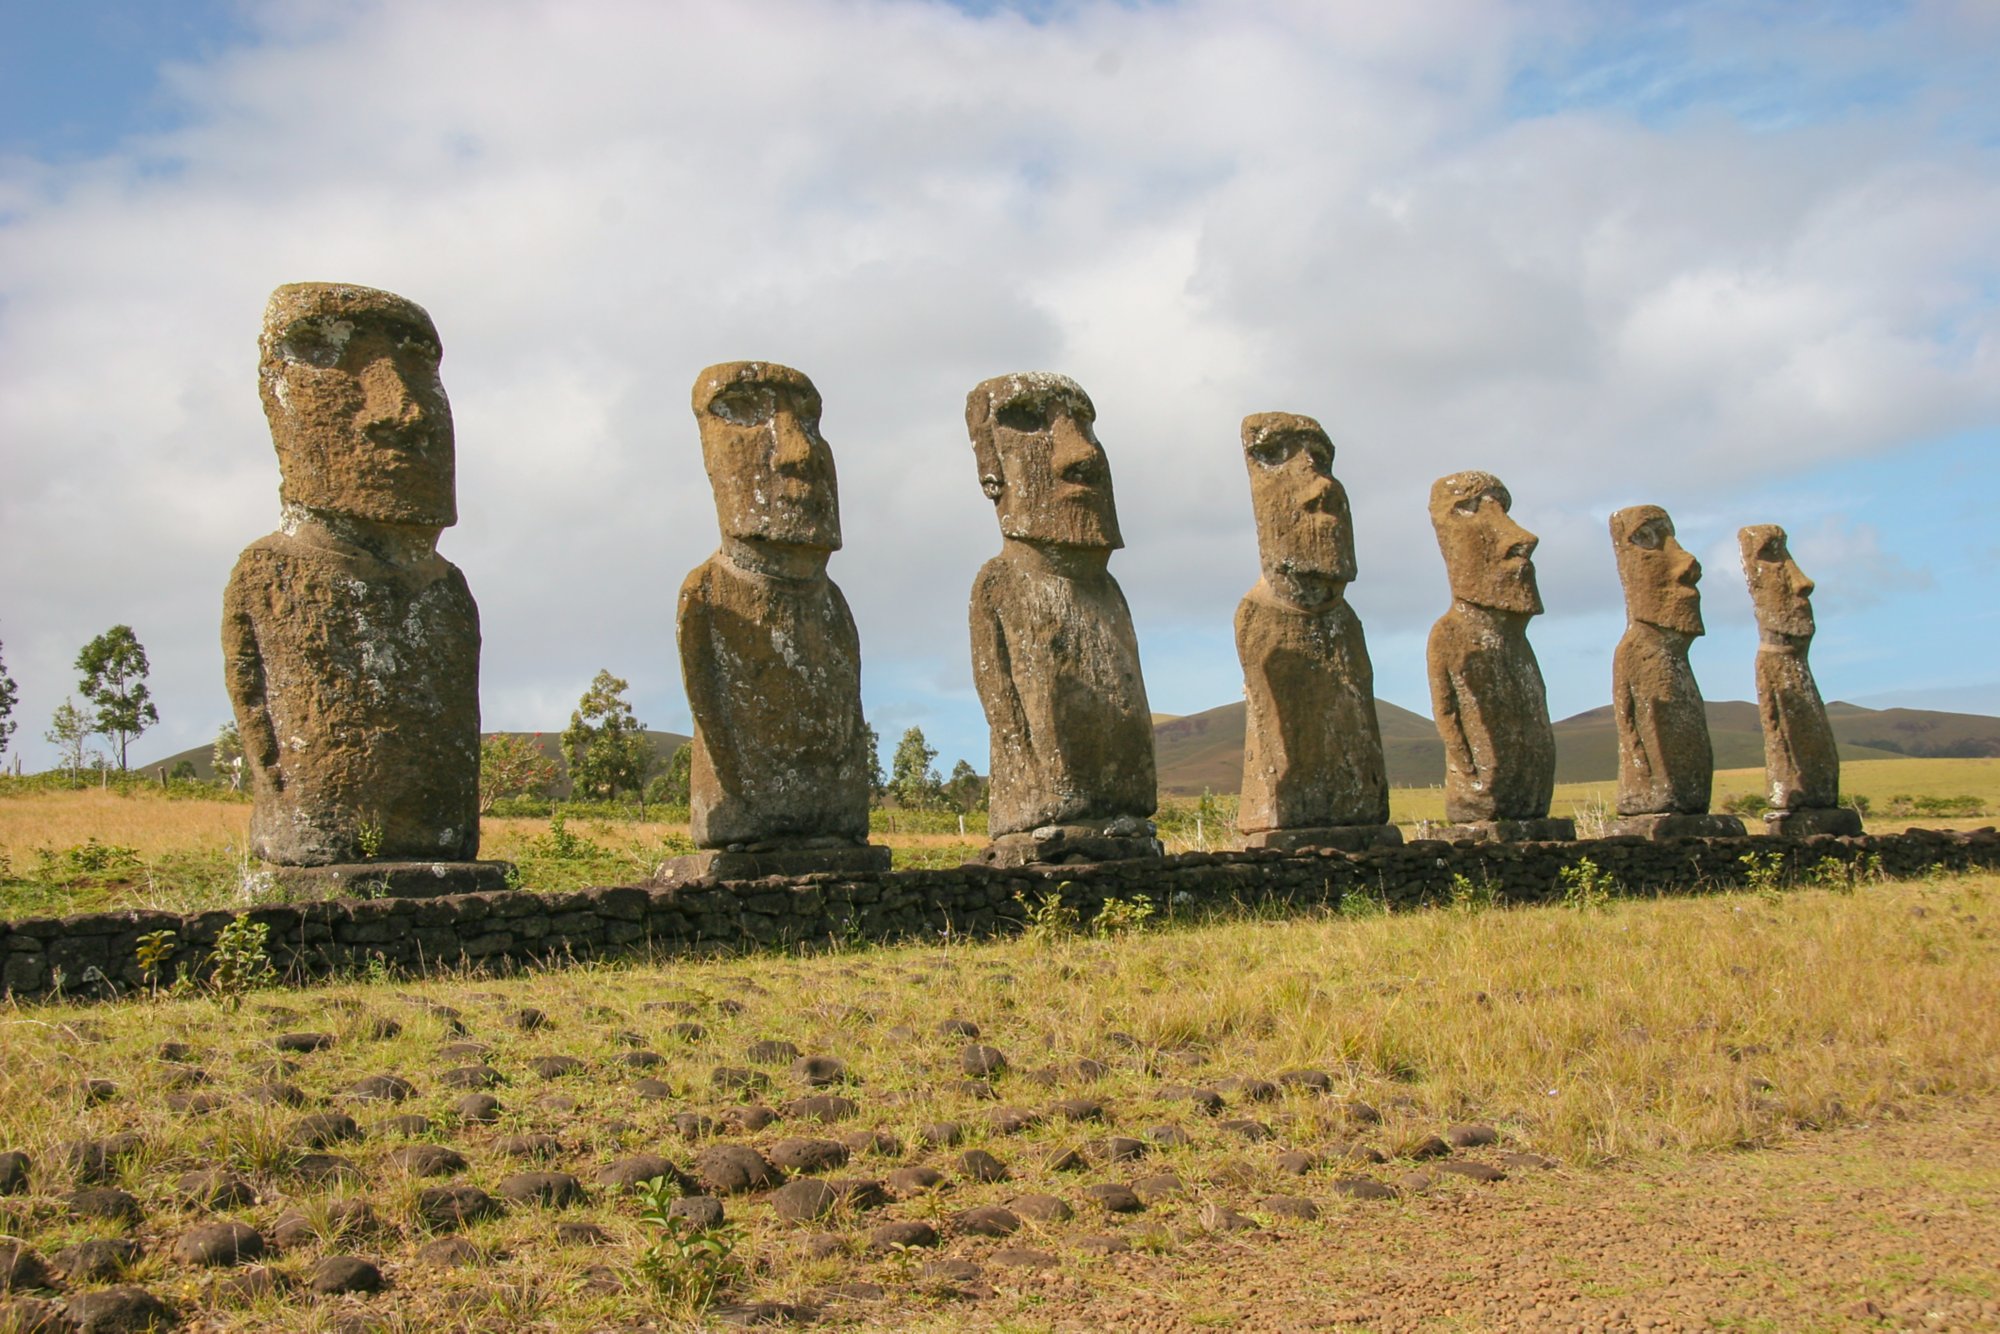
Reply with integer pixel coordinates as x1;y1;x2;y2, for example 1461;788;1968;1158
1;0;1997;777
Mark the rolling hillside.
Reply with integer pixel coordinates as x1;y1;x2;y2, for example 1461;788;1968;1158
1153;699;1996;795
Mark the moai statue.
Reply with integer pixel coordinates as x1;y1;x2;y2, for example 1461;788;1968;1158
1234;413;1400;852
1425;472;1574;842
965;373;1160;866
665;361;890;882
1740;524;1861;837
222;282;508;893
1602;505;1745;839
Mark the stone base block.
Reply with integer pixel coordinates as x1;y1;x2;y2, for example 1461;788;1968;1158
266;861;515;899
1764;807;1864;838
975;823;1164;868
1242;824;1405;853
1601;813;1749;841
659;845;892;884
1434;818;1577;844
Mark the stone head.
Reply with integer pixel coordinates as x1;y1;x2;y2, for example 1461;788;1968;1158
692;361;841;551
965;372;1121;549
1739;524;1815;639
1610;504;1703;636
1241;412;1355;593
1428;471;1542;615
259;282;455;528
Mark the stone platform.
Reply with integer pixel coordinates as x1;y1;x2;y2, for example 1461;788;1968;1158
975;822;1163;868
1433;818;1578;844
268;861;514;899
1241;824;1404;853
1601;813;1749;841
660;845;892;884
1765;807;1865;838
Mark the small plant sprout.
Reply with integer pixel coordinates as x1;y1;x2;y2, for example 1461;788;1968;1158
355;815;385;860
134;929;177;993
634;1175;740;1310
1558;858;1614;912
1091;893;1156;936
1016;885;1081;942
206;917;276;1005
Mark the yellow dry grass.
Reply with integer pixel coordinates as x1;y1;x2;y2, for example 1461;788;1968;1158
0;788;251;865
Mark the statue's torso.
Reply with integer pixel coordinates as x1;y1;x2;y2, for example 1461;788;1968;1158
970;549;1155;835
224;532;480;864
1613;624;1714;815
1428;605;1555;822
1755;645;1839;809
1236;589;1388;830
679;554;870;847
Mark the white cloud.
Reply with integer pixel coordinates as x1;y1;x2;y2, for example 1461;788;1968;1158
1;0;1995;772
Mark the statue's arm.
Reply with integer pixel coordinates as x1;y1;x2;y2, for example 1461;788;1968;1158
221;582;281;788
1613;671;1650;780
1429;636;1477;785
676;565;743;793
969;579;1030;758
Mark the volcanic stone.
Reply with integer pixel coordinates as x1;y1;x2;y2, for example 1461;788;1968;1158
528;1056;584;1080
0;1244;52;1295
955;1150;1009;1183
953;1206;1020;1238
309;1256;381;1295
0;1153;26;1196
51;1238;141;1283
1009;1193;1073;1222
770;1179;837;1222
596;1155;689;1193
175;1222;264;1267
66;1189;143;1225
175;1169;257;1208
694;1145;781;1195
960;1044;1007;1077
1330;1176;1397;1201
867;1221;939;1252
1082;1183;1143;1213
840;1129;901;1157
1445;1123;1499;1148
274;1032;334;1053
290;1112;360;1147
1235;413;1399;850
768;1139;848;1173
1425;471;1571;839
791;1055;847;1086
671;361;886;879
453;1093;502;1123
62;1285;173;1334
964;372;1158;865
885;1166;944;1196
224;282;483;865
416;1237;481;1268
495;1172;583;1207
747;1040;801;1064
385;1145;465;1177
1132;1173;1185;1204
496;1133;563;1159
670;1195;727;1228
413;1184;501;1230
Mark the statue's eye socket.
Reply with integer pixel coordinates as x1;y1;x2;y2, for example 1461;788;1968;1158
997;400;1047;433
397;335;440;362
710;388;774;426
1453;496;1482;517
1248;438;1290;468
281;333;341;369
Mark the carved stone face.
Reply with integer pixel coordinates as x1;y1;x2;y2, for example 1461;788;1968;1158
1739;524;1815;639
693;361;841;551
1242;412;1355;590
1611;504;1703;635
259;283;455;528
966;372;1121;549
1429;471;1542;615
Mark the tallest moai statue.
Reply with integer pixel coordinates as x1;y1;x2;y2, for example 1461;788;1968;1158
223;283;504;889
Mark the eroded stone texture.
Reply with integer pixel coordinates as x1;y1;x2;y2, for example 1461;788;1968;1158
668;362;887;882
222;283;486;867
1425;472;1573;843
1604;506;1744;840
1741;524;1861;837
965;373;1158;866
1233;414;1398;853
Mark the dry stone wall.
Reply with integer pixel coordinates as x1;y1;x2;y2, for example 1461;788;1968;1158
3;828;1994;1003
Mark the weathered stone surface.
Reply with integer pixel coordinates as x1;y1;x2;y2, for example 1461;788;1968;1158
174;1221;264;1267
224;283;481;866
1608;506;1738;834
1426;472;1571;841
1234;414;1398;850
672;362;880;876
62;1285;173;1333
268;861;510;899
964;373;1158;864
1741;525;1861;837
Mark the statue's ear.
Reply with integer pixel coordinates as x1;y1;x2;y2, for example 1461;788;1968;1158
980;473;1004;502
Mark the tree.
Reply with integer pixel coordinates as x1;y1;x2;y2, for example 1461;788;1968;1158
213;721;244;791
480;733;561;813
75;625;158;771
46;697;95;782
561;670;652;802
890;726;942;810
646;741;693;807
943;758;988;814
0;635;17;761
861;722;886;804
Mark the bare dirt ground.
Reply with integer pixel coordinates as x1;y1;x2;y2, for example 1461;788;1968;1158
924;1093;2000;1333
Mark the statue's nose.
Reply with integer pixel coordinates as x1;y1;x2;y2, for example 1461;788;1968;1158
1052;416;1105;483
771;413;817;470
361;357;425;432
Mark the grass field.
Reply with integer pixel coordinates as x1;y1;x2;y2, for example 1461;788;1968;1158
0;868;1992;1329
0;756;1991;919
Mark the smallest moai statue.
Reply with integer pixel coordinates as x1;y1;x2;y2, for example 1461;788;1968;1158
222;282;509;895
663;361;890;883
1234;413;1399;852
1740;525;1861;837
1601;506;1744;840
1425;471;1574;843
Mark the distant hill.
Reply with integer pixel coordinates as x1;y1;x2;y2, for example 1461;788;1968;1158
143;729;693;796
1153;699;1995;795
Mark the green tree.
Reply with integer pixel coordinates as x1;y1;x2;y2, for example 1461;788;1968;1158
0;635;17;761
647;741;693;807
45;697;94;782
213;720;244;790
561;670;652;802
861;721;886;804
75;625;158;771
480;733;562;813
943;758;987;814
890;726;942;810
